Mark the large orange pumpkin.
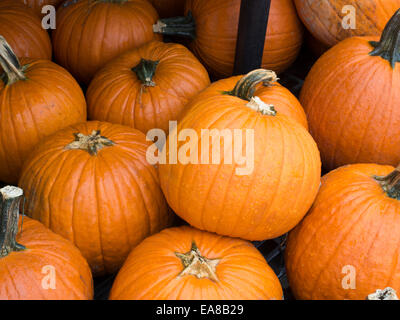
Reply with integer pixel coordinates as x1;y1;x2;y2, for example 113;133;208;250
294;0;400;48
301;9;400;171
153;0;303;77
87;41;210;135
110;226;283;300
0;0;52;59
158;69;321;241
22;0;64;16
149;0;185;18
0;186;93;300
52;0;160;85
19;121;172;276
0;37;86;184
286;163;400;300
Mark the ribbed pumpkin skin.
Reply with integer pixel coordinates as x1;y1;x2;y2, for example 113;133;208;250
18;121;171;276
285;164;400;300
301;37;400;171
185;0;303;77
158;93;321;241
294;0;400;47
0;0;51;59
87;41;210;134
22;0;64;16
183;75;309;129
110;226;283;300
150;0;185;17
0;58;86;184
52;0;160;85
0;217;93;300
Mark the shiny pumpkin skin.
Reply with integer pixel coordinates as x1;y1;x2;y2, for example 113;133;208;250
18;121;172;276
185;0;304;77
182;75;309;129
150;0;185;17
158;87;321;241
301;36;400;171
0;0;52;59
110;226;283;300
22;0;64;16
87;41;210;135
0;58;87;184
285;163;400;300
294;0;400;47
52;0;160;85
0;217;93;300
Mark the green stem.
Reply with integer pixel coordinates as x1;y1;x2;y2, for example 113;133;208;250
132;58;159;87
153;11;196;39
0;36;27;85
369;9;400;68
0;186;26;258
374;165;400;199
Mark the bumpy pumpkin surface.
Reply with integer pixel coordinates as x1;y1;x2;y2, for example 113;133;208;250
158;70;321;241
0;37;86;184
154;0;303;77
52;0;160;84
22;0;64;16
0;0;52;59
294;0;400;47
110;226;283;300
87;41;210;134
301;9;400;171
0;186;93;300
19;121;172;276
286;163;400;300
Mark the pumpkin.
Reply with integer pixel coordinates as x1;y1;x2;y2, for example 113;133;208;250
18;121;172;276
0;0;51;59
110;226;283;300
153;0;303;77
149;0;185;18
0;37;86;184
22;0;64;16
301;9;400;171
158;69;321;241
86;41;210;135
0;186;93;300
285;163;400;300
52;0;161;85
294;0;400;48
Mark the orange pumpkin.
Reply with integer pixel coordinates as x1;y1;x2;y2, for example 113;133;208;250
149;0;185;18
52;0;160;85
0;37;86;184
0;186;93;300
0;0;51;59
286;163;400;300
22;0;64;16
19;121;172;276
87;41;210;135
294;0;400;48
158;69;321;241
154;0;303;77
110;226;283;300
301;9;400;171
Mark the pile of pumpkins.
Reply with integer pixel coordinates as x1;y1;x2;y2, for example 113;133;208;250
0;0;400;301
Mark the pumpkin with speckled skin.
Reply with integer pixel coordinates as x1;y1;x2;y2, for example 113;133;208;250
110;226;283;300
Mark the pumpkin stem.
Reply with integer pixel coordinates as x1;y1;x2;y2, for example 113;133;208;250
367;287;399;300
0;186;26;258
369;9;400;68
374;165;400;199
175;241;220;282
0;36;27;85
246;96;276;116
225;69;279;101
65;130;115;155
153;11;196;39
132;58;159;87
